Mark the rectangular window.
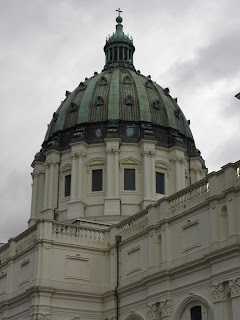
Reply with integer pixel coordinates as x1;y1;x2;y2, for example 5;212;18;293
92;169;103;192
65;175;71;197
124;168;135;190
156;172;165;194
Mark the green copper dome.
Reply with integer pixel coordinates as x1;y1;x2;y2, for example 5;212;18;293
39;13;200;159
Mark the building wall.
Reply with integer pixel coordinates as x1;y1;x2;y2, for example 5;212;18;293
1;161;239;320
30;140;206;226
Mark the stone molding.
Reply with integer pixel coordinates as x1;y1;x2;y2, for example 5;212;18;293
25;314;50;320
229;277;240;298
212;283;225;302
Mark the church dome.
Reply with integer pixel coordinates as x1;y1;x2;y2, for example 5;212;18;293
41;15;198;158
31;12;206;226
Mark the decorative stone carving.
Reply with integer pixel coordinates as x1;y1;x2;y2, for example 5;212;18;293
123;75;131;84
229;277;240;297
212;283;225;302
147;302;159;319
174;109;181;119
95;96;104;106
70;102;77;112
125;95;133;106
142;123;153;135
52;112;58;122
99;76;107;85
145;79;153;89
160;299;172;317
153;100;160;110
163;87;170;95
26;314;50;320
78;82;87;91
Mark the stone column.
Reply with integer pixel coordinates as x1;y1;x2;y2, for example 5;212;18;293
30;172;39;219
143;151;150;199
104;139;121;216
151;151;156;200
47;162;55;208
114;149;119;197
175;157;182;192
70;153;77;201
194;166;201;182
106;149;112;197
77;152;85;200
43;163;49;209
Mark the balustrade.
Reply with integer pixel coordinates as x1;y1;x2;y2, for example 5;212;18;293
52;222;105;243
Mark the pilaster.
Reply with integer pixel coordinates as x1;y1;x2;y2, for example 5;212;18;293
104;139;121;216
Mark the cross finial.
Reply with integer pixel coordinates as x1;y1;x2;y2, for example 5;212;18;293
116;8;122;16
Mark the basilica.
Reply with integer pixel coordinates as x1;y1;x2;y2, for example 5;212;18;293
0;12;240;320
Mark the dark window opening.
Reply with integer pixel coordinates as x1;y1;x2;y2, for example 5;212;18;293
191;306;202;320
119;46;123;60
125;47;128;61
156;172;165;194
65;175;71;197
114;47;117;61
92;169;103;192
124;169;135;190
110;48;113;61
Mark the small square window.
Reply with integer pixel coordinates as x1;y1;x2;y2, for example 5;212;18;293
156;172;165;194
124;169;135;190
92;169;103;192
65;175;71;197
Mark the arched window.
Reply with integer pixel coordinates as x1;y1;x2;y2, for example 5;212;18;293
175;295;213;320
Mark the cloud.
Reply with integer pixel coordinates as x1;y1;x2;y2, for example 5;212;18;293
168;29;240;89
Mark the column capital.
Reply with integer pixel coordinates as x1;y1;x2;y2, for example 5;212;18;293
106;148;113;155
212;283;225;303
78;150;87;158
112;148;120;154
160;299;172;317
31;171;40;178
45;159;59;167
170;155;185;163
229;277;240;298
147;302;159;320
141;150;151;156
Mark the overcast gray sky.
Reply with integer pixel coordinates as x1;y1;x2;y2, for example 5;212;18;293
1;0;240;243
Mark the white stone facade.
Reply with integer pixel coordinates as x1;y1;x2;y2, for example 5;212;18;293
1;160;240;320
29;139;206;226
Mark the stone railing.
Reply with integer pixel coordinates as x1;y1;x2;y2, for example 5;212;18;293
169;177;209;211
15;224;38;254
52;222;107;243
117;209;149;240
